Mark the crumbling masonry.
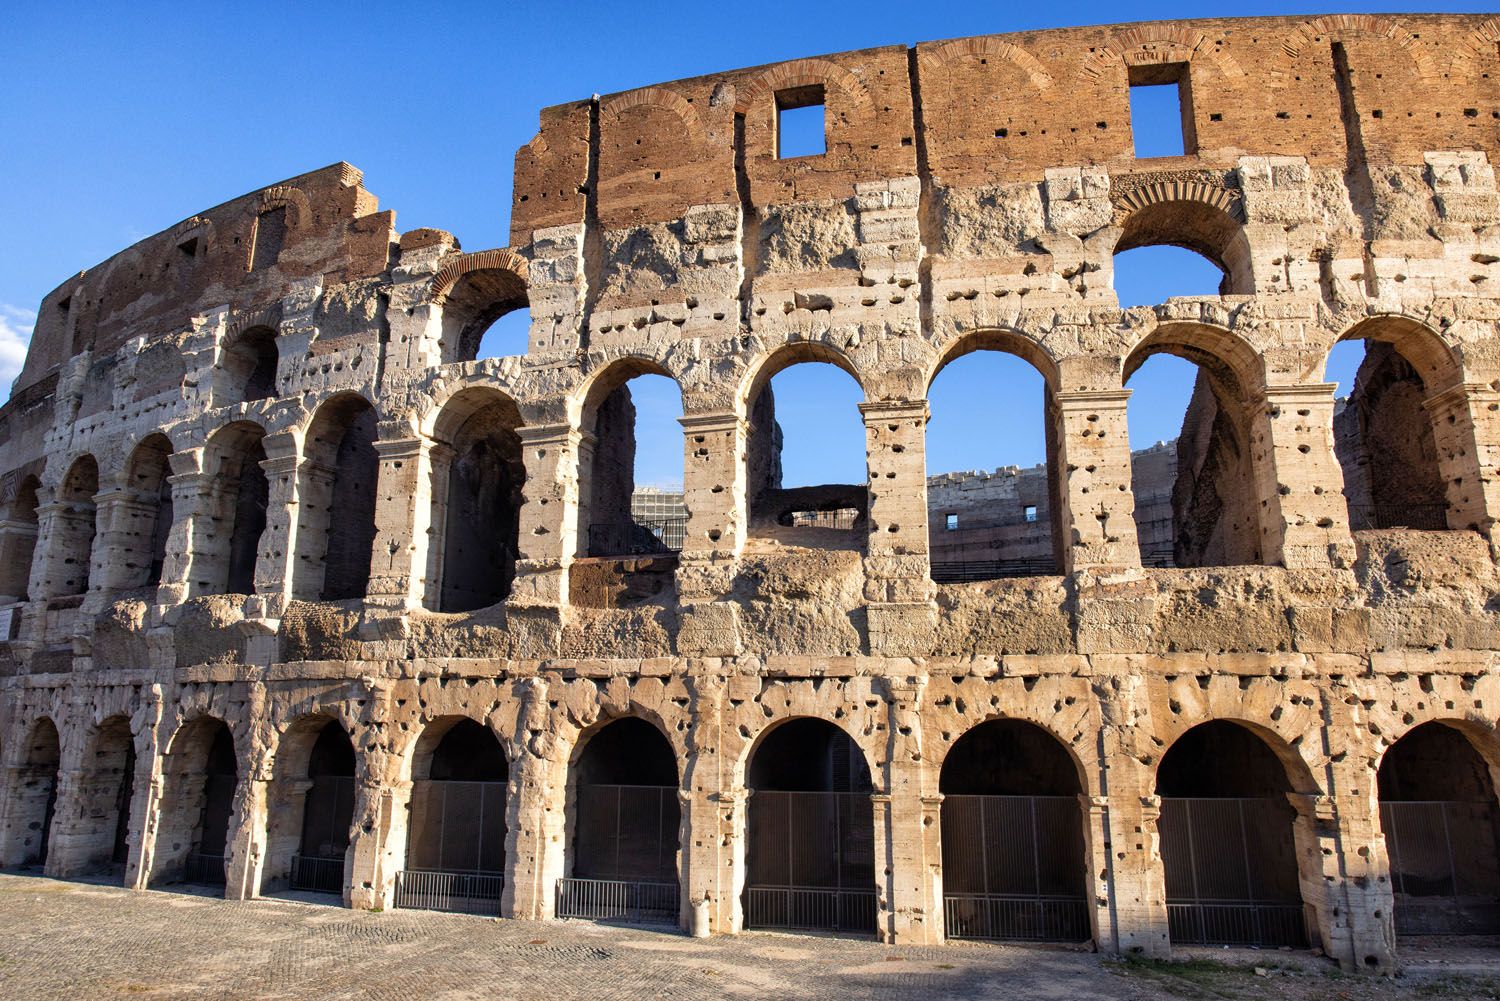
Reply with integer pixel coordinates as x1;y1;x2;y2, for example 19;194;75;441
3;13;1500;972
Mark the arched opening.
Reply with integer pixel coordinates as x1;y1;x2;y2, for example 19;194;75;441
294;394;378;602
51;455;99;600
926;339;1059;581
743;718;876;934
558;717;681;925
938;720;1089;942
1126;329;1263;568
5;718;60;868
122;434;174;591
438;266;529;364
1330;319;1459;532
1156;721;1309;948
0;474;41;604
1112;199;1252;299
1378;723;1500;937
426;388;525;612
200;422;268;596
154;717;237;887
744;353;866;551
396;718;508;915
577;364;685;561
217;326;278;406
71;715;136;874
264;717;356;898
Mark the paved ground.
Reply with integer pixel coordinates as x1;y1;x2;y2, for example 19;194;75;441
1;874;1499;1000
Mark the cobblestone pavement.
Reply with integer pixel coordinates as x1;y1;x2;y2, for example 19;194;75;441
1;874;1498;1001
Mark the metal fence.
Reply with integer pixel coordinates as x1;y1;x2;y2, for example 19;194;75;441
930;557;1058;583
1349;503;1448;531
788;509;859;530
405;779;507;875
182;852;226;886
393;868;504;916
1159;797;1308;948
587;518;686;557
556;877;679;924
940;795;1090;942
745;790;877;934
1380;799;1500;936
289;854;345;895
574;784;679;884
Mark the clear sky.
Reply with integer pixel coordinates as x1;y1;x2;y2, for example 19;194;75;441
2;0;1479;487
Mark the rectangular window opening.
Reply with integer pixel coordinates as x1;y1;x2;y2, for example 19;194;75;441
776;85;826;159
177;237;199;260
249;207;287;272
945;513;959;532
1128;63;1195;158
1023;504;1038;523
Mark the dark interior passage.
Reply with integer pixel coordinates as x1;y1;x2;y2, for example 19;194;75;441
9;718;60;867
1156;721;1306;948
1378;723;1500;936
434;391;524;612
289;721;356;895
744;719;876;934
939;720;1089;942
562;717;681;924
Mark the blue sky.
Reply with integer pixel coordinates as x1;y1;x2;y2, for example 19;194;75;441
2;1;1474;487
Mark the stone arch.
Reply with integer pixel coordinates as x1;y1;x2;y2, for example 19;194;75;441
602;87;703;133
61;713;136;875
120;433;175;591
48;454;100;600
0;473;42;601
293;392;379;602
738;340;869;413
424;386;526;612
429;249;530;364
263;713;356;896
573;356;685;559
3;716;60;867
151;714;238;886
216;324;279;407
733;57;872;115
257;185;311;230
558;713;683;925
1154;718;1320;950
926;326;1061;394
1113;193;1253;296
1286;15;1441;82
200;420;269;596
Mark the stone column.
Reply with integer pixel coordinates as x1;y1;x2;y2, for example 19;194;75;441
1052;390;1142;572
861;400;934;656
156;450;207;605
91;487;156;597
364;435;440;610
347;676;401;910
223;686;271;901
878;675;938;944
677;413;747;657
1248;383;1356;569
1093;672;1169;957
1424;383;1500;537
504;677;565;920
680;674;735;933
0;516;39;602
253;431;302;612
40;732;92;878
124;686;167;890
509;423;584;611
26;490;95;604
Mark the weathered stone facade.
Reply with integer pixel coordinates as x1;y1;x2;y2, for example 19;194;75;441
2;13;1500;974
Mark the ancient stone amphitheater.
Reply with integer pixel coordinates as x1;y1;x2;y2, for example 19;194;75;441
2;12;1499;973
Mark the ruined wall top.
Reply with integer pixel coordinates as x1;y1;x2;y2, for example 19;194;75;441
510;13;1500;242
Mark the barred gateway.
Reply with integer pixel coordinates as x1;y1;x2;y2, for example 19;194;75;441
3;12;1500;975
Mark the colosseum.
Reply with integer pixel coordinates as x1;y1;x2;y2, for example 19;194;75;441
1;12;1498;974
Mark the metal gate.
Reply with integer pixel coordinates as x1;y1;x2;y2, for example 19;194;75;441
558;784;679;924
290;775;354;894
1160;797;1309;948
744;790;877;933
1380;800;1500;936
394;779;506;915
941;795;1090;942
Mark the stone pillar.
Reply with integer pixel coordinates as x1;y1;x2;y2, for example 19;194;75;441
254;432;302;611
364;435;439;610
0;517;39;602
878;675;938;944
504;677;565;920
91;487;155;597
27;490;96;604
509;424;583;610
680;674;735;933
1052;390;1141;572
289;460;337;603
861;401;934;656
1094;673;1170;957
677;413;747;657
40;734;93;878
156;450;207;605
1424;383;1500;537
223;687;271;901
124;686;167;890
1249;383;1356;569
348;676;401;910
